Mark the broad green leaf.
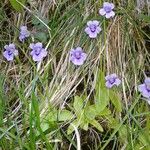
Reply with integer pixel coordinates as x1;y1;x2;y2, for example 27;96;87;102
109;91;122;112
95;70;105;89
82;122;89;131
67;119;80;135
36;122;49;136
9;0;26;12
46;109;74;122
95;70;109;112
73;96;84;116
95;88;109;113
35;32;48;43
107;116;120;129
58;110;74;121
80;116;89;131
90;120;103;132
46;109;57;121
98;108;111;116
85;105;97;120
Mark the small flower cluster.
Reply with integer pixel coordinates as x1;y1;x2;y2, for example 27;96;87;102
69;2;115;66
3;2;115;63
68;2;121;90
104;75;150;105
3;26;47;62
2;2;148;104
68;2;150;104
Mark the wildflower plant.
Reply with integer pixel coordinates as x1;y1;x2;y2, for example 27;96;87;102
3;43;18;61
85;20;102;38
105;73;121;88
69;47;87;65
19;26;30;42
1;0;150;150
99;2;115;19
29;42;47;62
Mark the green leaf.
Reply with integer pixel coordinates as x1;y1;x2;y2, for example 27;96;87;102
67;119;80;135
80;116;89;131
58;110;74;121
85;105;97;120
35;32;48;43
98;108;111;116
90;120;103;132
95;70;105;89
95;70;109;112
73;96;84;116
9;0;26;12
46;109;74;122
46;109;57;121
82;122;89;131
109;91;122;112
107;116;120;129
36;122;49;136
95;88;109;113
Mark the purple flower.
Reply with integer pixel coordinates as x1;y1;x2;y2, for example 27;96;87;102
30;42;47;62
69;47;87;65
138;78;150;100
3;43;18;61
19;26;30;42
105;73;121;88
85;20;102;38
99;2;115;19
